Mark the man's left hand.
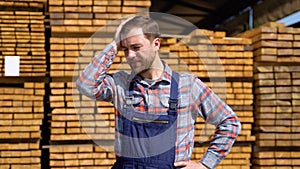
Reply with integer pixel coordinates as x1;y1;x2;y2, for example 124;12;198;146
174;161;208;169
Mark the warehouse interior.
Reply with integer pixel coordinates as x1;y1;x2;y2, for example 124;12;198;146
0;0;300;169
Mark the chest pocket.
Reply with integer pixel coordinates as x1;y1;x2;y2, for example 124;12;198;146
160;94;190;109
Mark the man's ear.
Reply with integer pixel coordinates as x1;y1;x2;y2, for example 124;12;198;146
153;38;160;51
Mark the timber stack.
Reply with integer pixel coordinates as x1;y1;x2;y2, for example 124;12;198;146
48;0;151;168
0;1;46;169
237;22;300;169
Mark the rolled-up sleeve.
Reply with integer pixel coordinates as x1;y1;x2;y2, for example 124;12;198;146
76;42;117;102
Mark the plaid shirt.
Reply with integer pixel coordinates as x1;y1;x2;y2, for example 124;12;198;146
76;43;241;169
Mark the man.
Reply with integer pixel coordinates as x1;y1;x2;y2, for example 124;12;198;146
77;15;241;169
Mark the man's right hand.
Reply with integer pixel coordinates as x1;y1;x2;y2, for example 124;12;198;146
114;16;134;50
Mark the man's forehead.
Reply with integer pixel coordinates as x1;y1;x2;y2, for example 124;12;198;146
121;27;144;40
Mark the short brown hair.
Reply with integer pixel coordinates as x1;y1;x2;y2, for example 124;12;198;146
119;15;160;42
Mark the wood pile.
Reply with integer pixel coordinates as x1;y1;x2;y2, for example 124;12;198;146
252;151;300;169
49;0;150;34
0;82;44;169
0;1;46;168
3;1;290;168
237;22;300;168
0;142;41;169
49;81;115;142
162;29;253;78
0;9;46;76
47;1;152;169
49;144;115;169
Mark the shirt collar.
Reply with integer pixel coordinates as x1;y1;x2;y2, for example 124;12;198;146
130;60;172;85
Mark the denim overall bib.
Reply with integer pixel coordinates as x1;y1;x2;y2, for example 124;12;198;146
112;71;181;169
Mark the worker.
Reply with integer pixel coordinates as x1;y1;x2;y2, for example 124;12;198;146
76;15;241;169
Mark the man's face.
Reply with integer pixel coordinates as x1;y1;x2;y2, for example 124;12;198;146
120;27;157;74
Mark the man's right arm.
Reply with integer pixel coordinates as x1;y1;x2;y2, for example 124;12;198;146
76;41;118;102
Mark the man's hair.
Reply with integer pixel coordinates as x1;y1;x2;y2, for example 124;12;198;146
120;15;160;42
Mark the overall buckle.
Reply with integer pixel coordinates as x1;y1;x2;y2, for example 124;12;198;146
169;99;178;111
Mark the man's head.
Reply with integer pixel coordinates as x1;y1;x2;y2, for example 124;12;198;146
115;15;163;77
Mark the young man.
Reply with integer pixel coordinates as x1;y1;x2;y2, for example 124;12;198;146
76;15;241;169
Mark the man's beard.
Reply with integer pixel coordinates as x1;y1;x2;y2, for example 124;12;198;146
130;50;157;74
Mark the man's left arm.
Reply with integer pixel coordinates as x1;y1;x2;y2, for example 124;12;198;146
194;78;242;169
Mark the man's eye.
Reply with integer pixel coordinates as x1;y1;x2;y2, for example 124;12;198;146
133;46;140;50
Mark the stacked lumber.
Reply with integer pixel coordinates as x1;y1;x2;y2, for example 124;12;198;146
165;29;253;78
0;10;46;76
254;65;300;147
192;145;252;169
49;0;151;34
50;37;115;77
237;22;300;168
252;151;300;169
0;142;41;169
0;82;44;140
49;82;115;142
0;82;44;169
48;1;153;168
237;22;300;63
49;144;115;169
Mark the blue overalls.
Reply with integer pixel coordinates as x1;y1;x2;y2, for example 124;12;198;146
112;71;181;169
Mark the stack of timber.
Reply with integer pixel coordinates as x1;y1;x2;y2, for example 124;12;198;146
252;151;300;169
0;82;44;169
49;144;115;169
49;0;150;34
0;1;46;169
50;37;115;77
49;81;115;142
48;0;151;77
237;22;300;168
0;142;41;169
166;29;253;78
48;1;152;168
0;9;46;77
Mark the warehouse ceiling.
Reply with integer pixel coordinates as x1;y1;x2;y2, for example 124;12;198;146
150;0;300;36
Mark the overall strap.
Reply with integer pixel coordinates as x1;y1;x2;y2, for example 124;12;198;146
169;71;179;111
